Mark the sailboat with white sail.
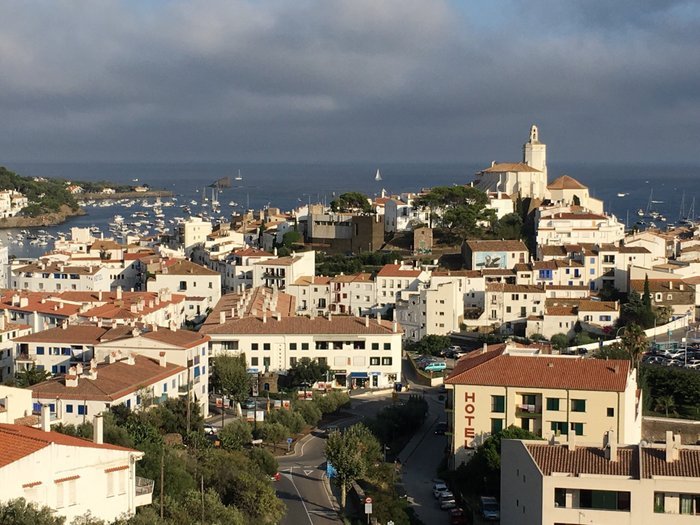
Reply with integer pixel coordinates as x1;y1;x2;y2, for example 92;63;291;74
374;169;382;182
235;169;243;181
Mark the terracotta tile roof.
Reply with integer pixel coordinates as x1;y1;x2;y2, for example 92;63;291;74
200;315;400;336
486;283;545;293
377;264;422;278
546;306;577;316
331;273;373;283
14;325;113;345
545;285;589;290
431;270;483;278
0;322;31;335
533;259;582;270
641;447;700;478
253;256;302;267
482;269;516;276
481;162;541;173
542;212;609;221
446;348;630;391
203;287;296;325
293;276;332;286
156;259;219;276
90;240;123;251
513;263;532;272
526;443;637;477
577;300;618;312
618;246;651;254
547;175;588;190
141;329;209;349
540;245;569;257
465;240;528;252
630;279;694;294
30;355;184;402
13;262;103;276
0;423;137;468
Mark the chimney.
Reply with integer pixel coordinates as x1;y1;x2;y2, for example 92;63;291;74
126;354;135;365
88;359;98;379
482;342;488;354
0;316;5;331
40;404;51;432
158;351;167;368
93;414;104;445
262;313;267;323
393;321;398;333
567;430;576;451
75;363;83;376
327;312;332;322
680;283;685;291
116;286;123;300
220;311;226;324
604;430;617;461
98;291;103;301
274;312;281;321
376;312;381;324
665;431;681;462
669;281;673;290
365;315;370;327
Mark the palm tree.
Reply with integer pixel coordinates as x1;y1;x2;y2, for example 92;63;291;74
654;395;676;417
620;323;648;379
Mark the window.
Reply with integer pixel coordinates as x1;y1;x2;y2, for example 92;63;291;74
554;488;566;508
370;357;380;366
607;407;615;417
251;343;259;351
289;343;297;350
372;343;379;350
301;343;309;350
290;357;297;367
491;395;505;413
263;343;270;351
251;357;259;366
506;306;511;313
546;398;560;411
381;357;392;366
551;421;568;435
36;346;45;355
179;281;187;291
77;405;88;416
571;399;586;412
600;315;612;322
66;404;73;413
263;357;270;368
490;418;503;434
570;422;584;435
383;343;391;350
222;341;239;350
579;489;630;511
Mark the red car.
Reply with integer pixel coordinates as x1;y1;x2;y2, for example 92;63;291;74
270;472;281;482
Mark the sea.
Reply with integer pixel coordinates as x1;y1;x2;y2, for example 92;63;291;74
2;161;700;259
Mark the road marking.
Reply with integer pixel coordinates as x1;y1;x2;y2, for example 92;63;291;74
286;467;314;525
304;470;314;476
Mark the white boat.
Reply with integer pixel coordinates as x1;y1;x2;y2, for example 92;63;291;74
234;169;243;181
374;169;382;182
617;192;628;197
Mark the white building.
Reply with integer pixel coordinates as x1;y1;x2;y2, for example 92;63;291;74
501;432;700;525
0;418;151;522
0;385;34;424
146;259;221;320
0;318;32;382
10;261;113;293
31;354;186;425
330;273;376;316
174;216;213;254
474;125;548;200
384;194;431;233
536;208;625;248
95;328;211;417
484;283;546;335
376;263;430;310
252;251;315;290
396;280;463;341
0;189;28;218
202;314;403;389
288;276;331;315
463;240;529;271
547;175;604;214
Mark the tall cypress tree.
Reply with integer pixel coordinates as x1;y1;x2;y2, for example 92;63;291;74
642;274;652;313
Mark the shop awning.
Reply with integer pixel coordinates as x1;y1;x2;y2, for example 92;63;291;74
349;372;368;379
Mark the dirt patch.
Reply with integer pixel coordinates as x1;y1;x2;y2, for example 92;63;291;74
643;418;700;444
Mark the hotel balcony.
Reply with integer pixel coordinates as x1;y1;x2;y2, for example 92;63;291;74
134;476;154;507
515;404;542;418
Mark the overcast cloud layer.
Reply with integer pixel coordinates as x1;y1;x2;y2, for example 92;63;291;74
1;0;699;163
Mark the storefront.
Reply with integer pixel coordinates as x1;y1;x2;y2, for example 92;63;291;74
349;371;369;388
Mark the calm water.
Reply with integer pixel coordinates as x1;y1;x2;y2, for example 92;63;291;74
3;161;700;258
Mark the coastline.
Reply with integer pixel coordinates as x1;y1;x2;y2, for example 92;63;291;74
84;190;174;200
0;205;87;229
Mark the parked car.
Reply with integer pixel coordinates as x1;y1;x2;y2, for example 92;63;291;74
434;421;448;435
448;508;468;525
270;472;281;482
432;482;449;498
203;424;217;435
440;498;457;510
480;496;500;521
439;491;455;502
424;362;447;372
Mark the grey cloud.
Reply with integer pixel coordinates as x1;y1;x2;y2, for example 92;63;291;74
0;0;698;162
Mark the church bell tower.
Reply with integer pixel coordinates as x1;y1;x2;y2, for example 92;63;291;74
523;124;547;180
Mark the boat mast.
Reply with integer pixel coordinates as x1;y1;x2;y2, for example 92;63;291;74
679;191;686;222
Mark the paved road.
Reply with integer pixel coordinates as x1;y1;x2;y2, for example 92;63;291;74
276;392;401;524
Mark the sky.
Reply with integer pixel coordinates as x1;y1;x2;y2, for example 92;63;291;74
1;0;699;164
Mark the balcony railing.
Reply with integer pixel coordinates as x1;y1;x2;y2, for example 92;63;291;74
516;404;542;418
135;476;154;496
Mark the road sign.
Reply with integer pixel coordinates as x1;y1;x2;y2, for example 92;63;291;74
287;437;293;444
364;497;372;515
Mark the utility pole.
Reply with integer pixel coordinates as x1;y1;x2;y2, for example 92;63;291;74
186;351;192;435
160;446;165;518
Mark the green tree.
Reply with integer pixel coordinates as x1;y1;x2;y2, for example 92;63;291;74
267;408;306;434
162;488;246;525
550;333;569;350
219;419;253;451
455;426;541;497
210;354;251;404
642;274;652;313
406;334;452;356
413;185;495;242
286;357;330;387
257;421;288;450
330;192;372;213
619;323;647;376
594;343;630;360
654;395;677;417
281;229;301;248
0;499;65;524
249;447;279;476
15;365;51;387
294;400;322;426
325;423;382;508
492;212;523;240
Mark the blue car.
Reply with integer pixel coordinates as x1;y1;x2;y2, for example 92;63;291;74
423;362;446;372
